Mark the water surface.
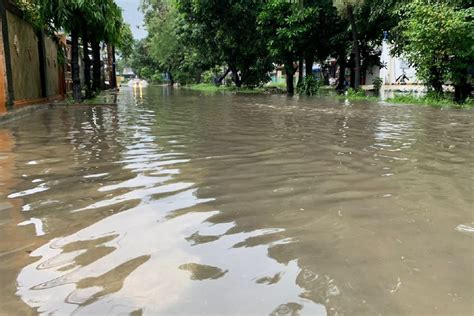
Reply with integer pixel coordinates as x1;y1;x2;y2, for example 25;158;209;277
0;87;472;315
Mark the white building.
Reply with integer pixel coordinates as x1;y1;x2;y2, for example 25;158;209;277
365;39;419;86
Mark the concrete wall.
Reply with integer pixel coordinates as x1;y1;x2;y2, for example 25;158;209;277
6;10;42;102
44;37;61;98
0;18;7;113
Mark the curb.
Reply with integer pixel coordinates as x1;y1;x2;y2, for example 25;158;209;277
0;102;118;125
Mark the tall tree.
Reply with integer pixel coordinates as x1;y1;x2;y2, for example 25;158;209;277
39;0;96;101
40;0;129;98
176;0;272;87
333;0;364;89
394;0;473;101
259;0;318;94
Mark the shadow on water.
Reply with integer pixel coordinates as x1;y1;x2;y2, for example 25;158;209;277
0;86;472;315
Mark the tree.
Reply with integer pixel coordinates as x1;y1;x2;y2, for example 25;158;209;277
333;0;365;90
128;39;160;80
39;0;97;101
116;23;134;59
143;0;182;85
40;0;129;98
103;1;129;89
259;0;318;94
176;0;272;87
395;0;473;101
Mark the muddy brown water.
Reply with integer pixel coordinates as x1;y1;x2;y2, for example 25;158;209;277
0;87;472;315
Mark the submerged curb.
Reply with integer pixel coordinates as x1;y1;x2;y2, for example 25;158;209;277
0;103;118;125
0;104;50;124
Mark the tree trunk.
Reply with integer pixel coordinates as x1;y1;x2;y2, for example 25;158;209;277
454;72;471;103
111;45;117;89
349;53;355;88
107;44;114;89
82;31;92;98
168;70;174;86
305;53;314;78
347;5;360;90
195;70;202;84
230;65;241;87
285;60;295;95
71;26;81;102
429;67;443;95
92;40;101;92
336;56;346;92
297;56;304;86
100;44;106;91
217;68;230;84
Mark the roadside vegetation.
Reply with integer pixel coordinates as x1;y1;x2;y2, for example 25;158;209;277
185;84;263;94
124;0;472;105
18;0;133;103
386;94;474;109
187;81;472;109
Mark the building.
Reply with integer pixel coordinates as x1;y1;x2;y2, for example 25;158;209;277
365;39;419;86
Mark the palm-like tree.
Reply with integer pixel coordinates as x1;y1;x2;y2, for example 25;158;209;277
39;0;128;100
39;0;97;101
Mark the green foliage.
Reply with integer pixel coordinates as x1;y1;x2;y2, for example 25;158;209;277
258;1;318;65
128;39;160;79
140;66;154;80
176;0;272;87
347;88;366;97
130;0;471;99
151;73;165;84
39;0;129;45
394;0;474;92
139;0;207;85
187;83;262;94
333;0;364;16
117;23;134;58
387;93;474;109
15;0;42;29
297;76;321;96
201;71;216;84
372;76;383;92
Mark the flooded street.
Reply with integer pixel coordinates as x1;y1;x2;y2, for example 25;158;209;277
0;87;472;315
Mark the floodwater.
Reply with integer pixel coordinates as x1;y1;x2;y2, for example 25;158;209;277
0;87;472;316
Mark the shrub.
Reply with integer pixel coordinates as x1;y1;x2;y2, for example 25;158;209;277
347;88;366;97
372;77;383;92
297;76;320;96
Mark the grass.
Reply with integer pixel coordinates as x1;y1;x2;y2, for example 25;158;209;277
187;82;288;94
385;93;474;109
333;88;379;101
185;83;263;94
185;84;473;109
265;81;286;89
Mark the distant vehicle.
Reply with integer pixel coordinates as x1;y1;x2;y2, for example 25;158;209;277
127;78;149;88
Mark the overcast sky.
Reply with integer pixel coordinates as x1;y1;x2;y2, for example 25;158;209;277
116;0;147;39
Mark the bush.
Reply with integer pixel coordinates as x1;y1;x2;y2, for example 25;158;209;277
151;73;165;84
297;76;320;96
201;71;214;84
387;92;474;108
372;77;383;92
139;66;153;80
347;88;366;97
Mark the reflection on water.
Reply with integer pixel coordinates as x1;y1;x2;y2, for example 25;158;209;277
0;88;472;315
